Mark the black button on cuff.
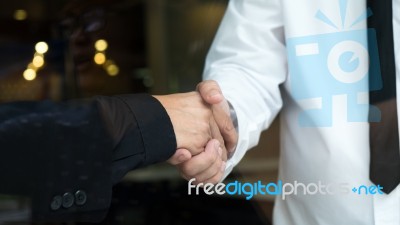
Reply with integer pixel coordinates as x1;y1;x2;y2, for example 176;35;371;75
75;190;87;206
50;195;62;211
62;192;74;208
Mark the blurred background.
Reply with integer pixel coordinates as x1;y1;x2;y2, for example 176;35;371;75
0;0;280;224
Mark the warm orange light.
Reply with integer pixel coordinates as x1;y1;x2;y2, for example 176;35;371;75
94;52;106;65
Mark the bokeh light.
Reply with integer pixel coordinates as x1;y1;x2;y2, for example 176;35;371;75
32;55;45;68
94;52;106;65
23;69;36;81
106;64;119;76
35;42;48;54
27;63;37;70
95;39;108;51
14;9;27;21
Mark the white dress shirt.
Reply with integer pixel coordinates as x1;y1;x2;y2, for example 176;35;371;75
204;0;400;224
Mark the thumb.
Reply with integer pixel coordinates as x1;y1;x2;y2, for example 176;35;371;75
167;148;192;165
197;80;224;105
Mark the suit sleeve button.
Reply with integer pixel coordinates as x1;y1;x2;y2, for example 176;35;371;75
62;192;74;208
75;190;87;206
50;195;62;211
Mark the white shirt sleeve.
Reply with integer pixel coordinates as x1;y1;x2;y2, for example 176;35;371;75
203;0;287;179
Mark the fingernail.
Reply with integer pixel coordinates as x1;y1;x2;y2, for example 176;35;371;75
221;161;226;172
218;147;222;156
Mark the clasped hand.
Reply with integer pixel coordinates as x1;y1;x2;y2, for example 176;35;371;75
154;80;238;184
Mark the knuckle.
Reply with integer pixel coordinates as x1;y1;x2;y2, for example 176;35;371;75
198;132;211;144
193;138;206;151
223;119;233;132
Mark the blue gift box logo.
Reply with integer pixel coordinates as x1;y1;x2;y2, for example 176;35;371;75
287;0;382;127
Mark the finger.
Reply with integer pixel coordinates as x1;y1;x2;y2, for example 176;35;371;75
209;117;227;161
197;80;224;104
193;153;223;183
197;80;238;153
167;148;192;165
204;161;226;184
178;139;220;177
212;100;238;153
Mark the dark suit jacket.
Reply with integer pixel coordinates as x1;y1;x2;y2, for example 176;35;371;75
0;94;176;222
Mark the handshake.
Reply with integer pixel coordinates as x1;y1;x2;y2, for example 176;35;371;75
154;80;238;184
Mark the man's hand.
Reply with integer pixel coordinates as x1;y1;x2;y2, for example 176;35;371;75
197;80;238;154
167;81;238;184
178;139;226;184
153;92;226;160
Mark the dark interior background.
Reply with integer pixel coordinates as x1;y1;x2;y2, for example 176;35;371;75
0;0;280;224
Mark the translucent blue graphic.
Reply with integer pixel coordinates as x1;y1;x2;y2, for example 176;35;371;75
339;51;359;73
350;8;373;28
287;1;382;127
339;0;348;29
315;10;339;29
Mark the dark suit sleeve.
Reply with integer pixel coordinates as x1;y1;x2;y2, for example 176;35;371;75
0;94;176;222
97;94;177;184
